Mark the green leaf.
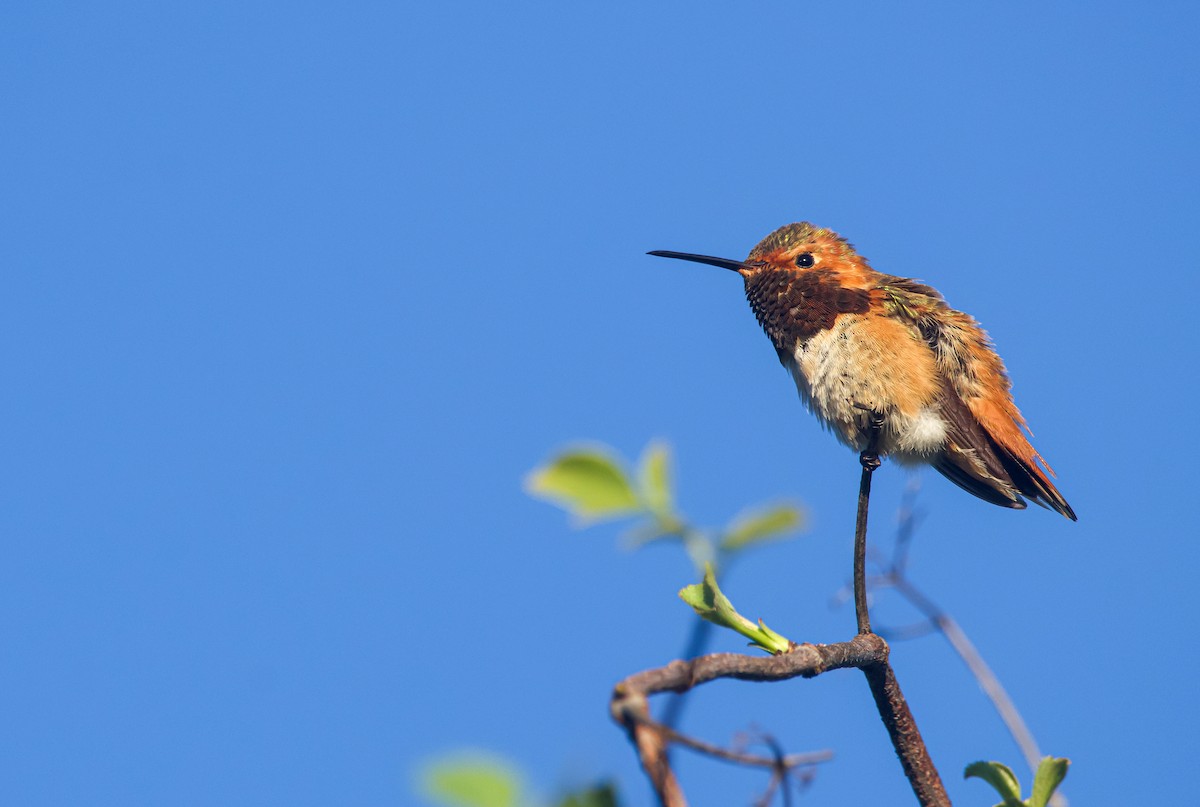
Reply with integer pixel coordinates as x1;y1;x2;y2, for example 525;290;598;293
678;564;791;654
964;761;1024;806
555;780;621;807
678;564;752;632
719;503;804;552
1029;757;1069;807
620;520;676;548
422;753;523;807
525;448;642;523
620;518;689;550
755;619;790;652
637;442;674;519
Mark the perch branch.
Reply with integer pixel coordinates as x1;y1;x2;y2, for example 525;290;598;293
854;410;885;634
613;413;949;805
612;632;948;806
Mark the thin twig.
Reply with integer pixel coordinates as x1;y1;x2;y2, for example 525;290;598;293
627;719;686;807
890;477;923;576
614;421;952;806
751;735;792;807
612;638;882;807
861;660;948;807
613;634;888;699
854;412;885;634
612;632;950;806
644;715;833;770
875;490;1067;807
876;619;940;642
660;615;714;730
850;412;948;806
886;576;1067;807
754;768;786;807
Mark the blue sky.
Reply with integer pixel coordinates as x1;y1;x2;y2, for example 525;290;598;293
2;2;1198;805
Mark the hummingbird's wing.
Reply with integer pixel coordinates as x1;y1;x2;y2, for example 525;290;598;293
928;376;1028;509
877;277;1076;520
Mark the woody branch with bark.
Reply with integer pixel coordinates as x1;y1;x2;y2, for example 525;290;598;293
526;439;1069;807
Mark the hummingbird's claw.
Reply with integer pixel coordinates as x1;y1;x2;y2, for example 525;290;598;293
859;410;885;471
859;451;882;472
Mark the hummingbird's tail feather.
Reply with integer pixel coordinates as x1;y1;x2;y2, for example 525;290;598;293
932;453;1027;510
929;379;1029;509
929;334;1077;521
932;411;1078;520
991;444;1078;521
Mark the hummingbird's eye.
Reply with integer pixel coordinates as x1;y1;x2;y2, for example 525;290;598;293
795;253;816;268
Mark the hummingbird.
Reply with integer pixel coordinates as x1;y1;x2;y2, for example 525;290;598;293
649;222;1076;520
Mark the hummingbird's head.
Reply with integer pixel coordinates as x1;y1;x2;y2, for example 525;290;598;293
648;222;866;280
744;222;863;276
649;223;875;352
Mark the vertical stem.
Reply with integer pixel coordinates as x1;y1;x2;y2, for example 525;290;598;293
660;618;714;730
862;660;950;806
852;412;949;805
629;721;688;807
855;412;884;635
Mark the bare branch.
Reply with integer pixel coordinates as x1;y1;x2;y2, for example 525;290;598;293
887;577;1067;807
612;631;949;806
611;638;882;806
613;634;886;701
852;416;948;805
853;411;885;635
659;618;713;730
873;485;1067;807
627;718;686;807
612;426;951;806
861;660;948;807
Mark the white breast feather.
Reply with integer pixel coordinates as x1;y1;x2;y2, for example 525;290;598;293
781;317;948;460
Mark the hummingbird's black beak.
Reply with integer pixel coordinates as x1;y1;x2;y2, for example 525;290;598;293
647;250;749;273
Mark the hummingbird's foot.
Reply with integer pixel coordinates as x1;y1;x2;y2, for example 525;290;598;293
858;410;885;472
